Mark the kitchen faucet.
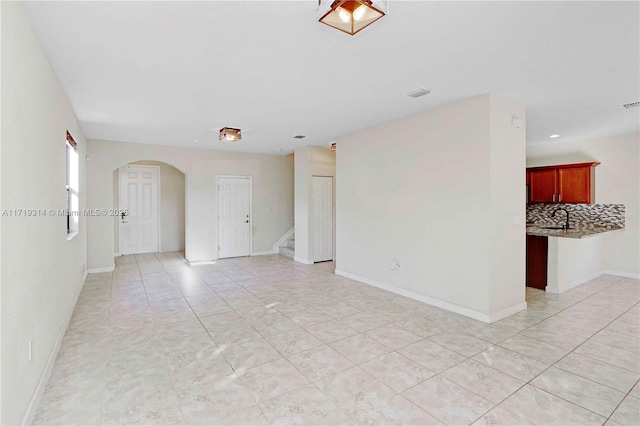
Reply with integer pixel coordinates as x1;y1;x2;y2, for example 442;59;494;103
551;207;570;230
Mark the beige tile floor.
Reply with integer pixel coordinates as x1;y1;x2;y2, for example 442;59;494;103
33;252;640;425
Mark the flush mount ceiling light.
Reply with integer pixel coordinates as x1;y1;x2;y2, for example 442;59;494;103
549;134;560;138
318;0;387;35
219;127;241;142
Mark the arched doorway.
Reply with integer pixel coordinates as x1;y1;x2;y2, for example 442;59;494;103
113;160;186;256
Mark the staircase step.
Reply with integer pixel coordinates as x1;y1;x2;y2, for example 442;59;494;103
279;246;294;259
286;239;295;249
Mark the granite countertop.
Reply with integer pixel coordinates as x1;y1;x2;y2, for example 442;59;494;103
526;224;623;239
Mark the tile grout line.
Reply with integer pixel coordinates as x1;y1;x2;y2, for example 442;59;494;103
604;378;640;425
99;264;116;426
397;278;637;424
41;255;637;426
479;292;639;423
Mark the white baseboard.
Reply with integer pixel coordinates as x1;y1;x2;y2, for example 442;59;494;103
251;250;276;256
294;256;313;265
335;269;526;323
546;270;604;294
272;227;295;253
546;269;640;294
21;274;86;425
187;259;218;266
87;265;114;273
114;252;120;257
488;301;529;322
602;270;640;279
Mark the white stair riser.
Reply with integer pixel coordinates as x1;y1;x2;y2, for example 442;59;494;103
279;246;294;258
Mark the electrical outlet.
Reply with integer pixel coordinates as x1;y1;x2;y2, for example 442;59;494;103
28;340;33;361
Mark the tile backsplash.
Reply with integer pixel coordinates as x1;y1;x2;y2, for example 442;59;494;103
526;203;625;229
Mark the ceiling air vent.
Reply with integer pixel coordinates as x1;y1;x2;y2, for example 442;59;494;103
621;101;640;110
406;88;431;98
293;135;306;139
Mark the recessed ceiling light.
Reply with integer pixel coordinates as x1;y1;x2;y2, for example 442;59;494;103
194;139;199;143
276;148;283;152
549;134;560;138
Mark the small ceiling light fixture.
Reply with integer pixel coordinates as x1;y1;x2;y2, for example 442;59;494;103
318;0;387;35
549;134;560;138
219;127;242;142
331;142;337;152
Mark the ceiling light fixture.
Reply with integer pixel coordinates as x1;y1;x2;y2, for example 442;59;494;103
549;134;560;138
318;0;387;35
219;127;241;142
331;142;337;152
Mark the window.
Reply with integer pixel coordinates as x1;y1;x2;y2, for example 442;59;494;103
66;131;79;238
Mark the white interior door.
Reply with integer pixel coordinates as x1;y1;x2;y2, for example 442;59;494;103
119;165;160;255
312;176;333;262
218;177;251;258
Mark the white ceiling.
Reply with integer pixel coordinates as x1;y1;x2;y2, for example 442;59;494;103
23;1;639;155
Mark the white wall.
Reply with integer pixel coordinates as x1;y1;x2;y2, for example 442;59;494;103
294;145;336;264
488;96;528;313
547;235;605;293
87;140;294;269
0;3;3;422
527;133;640;276
1;2;88;424
336;95;526;322
157;163;185;252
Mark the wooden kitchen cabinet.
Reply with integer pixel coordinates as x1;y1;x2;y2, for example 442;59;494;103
526;235;548;290
558;166;593;203
529;168;557;203
527;162;599;204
